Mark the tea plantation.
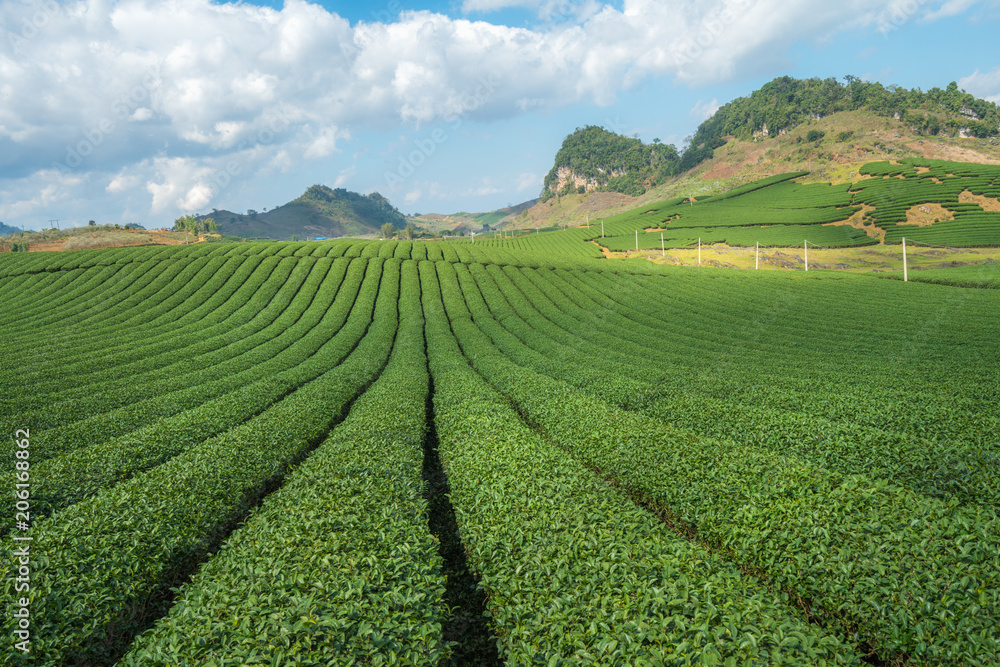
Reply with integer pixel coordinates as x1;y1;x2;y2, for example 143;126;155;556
579;158;1000;251
2;232;999;665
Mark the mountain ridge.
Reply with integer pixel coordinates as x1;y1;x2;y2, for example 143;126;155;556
197;185;406;240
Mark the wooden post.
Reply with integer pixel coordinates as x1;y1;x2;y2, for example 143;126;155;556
804;240;808;271
661;232;665;257
903;237;908;282
635;229;638;251
601;220;604;238
698;237;701;265
755;242;759;270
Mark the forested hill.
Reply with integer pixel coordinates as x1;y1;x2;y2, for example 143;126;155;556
0;221;21;236
201;185;406;240
541;77;1000;204
681;76;1000;170
542;126;682;199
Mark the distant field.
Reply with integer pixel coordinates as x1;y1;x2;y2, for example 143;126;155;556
3;233;999;663
885;260;1000;288
590;158;1000;251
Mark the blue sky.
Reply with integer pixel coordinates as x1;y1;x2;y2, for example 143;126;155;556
1;0;999;230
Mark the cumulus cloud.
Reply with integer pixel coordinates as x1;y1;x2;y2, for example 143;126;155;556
959;67;1000;103
333;165;356;187
516;172;541;192
0;0;983;225
689;98;720;122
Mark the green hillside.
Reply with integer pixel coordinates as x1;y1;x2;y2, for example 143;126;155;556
3;238;1000;665
534;77;1000;217
586;158;1000;251
0;221;21;236
682;76;1000;171
542;126;682;198
201;185;406;240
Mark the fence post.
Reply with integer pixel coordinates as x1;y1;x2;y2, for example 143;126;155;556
661;232;665;257
804;240;808;271
903;237;908;282
635;229;638;251
698;237;701;265
756;242;759;270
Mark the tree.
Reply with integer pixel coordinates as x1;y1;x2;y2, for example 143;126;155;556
173;214;198;243
380;223;395;239
289;234;299;242
88;220;96;226
399;222;415;240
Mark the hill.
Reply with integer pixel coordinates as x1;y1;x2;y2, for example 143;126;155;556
541;126;681;198
682;76;1000;171
409;199;539;236
200;185;406;240
0;221;22;236
517;78;1000;231
589;158;1000;253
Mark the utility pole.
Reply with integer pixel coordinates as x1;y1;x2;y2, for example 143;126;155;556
49;219;60;230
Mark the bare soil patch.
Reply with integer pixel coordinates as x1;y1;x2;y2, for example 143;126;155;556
590;240;615;258
906;141;1000;165
961;189;1000;212
699;148;767;180
824;204;884;243
900;203;954;227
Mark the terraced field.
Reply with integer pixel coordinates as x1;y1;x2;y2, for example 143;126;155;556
581;159;1000;251
3;238;999;666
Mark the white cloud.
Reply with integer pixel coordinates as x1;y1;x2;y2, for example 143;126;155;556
107;171;138;193
333;165;356;187
922;0;979;22
302;125;345;160
0;0;988;225
959;67;1000;103
516;172;540;192
689;98;720;122
467;177;501;196
404;188;422;204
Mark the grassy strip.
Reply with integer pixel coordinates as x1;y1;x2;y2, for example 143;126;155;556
464;263;1000;506
442;262;1000;665
0;255;284;413
422;260;860;666
0;255;208;347
120;260;451;666
0;258;377;535
11;257;333;459
0;257;308;454
0;258;399;664
0;254;276;405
